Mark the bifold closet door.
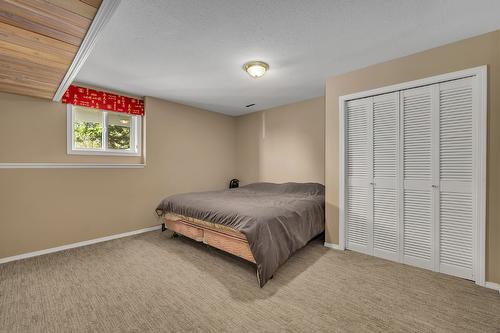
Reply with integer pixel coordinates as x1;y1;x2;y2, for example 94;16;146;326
345;97;372;255
438;77;475;280
345;74;479;281
345;92;400;258
372;92;400;261
400;78;476;277
401;85;436;270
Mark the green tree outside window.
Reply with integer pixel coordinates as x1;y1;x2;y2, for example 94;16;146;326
74;122;102;149
107;125;131;149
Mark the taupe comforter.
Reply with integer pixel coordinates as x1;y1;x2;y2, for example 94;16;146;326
155;182;325;287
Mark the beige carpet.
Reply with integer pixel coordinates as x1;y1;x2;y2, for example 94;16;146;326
1;231;499;333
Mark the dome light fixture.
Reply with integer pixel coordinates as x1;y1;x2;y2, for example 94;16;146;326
243;61;269;78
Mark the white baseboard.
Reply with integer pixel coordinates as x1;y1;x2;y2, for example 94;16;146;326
0;225;161;264
485;281;500;293
324;242;344;251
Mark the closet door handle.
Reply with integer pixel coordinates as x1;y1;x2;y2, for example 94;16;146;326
432;184;439;188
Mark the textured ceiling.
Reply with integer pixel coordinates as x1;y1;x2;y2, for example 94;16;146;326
76;0;500;116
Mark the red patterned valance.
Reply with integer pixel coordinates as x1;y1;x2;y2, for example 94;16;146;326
62;85;144;116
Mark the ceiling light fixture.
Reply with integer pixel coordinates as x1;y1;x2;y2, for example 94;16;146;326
243;61;269;78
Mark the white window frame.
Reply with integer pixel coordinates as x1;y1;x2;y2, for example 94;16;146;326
338;66;487;287
67;104;142;156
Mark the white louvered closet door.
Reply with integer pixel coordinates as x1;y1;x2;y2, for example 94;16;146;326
438;77;475;279
345;97;372;255
372;92;400;261
401;86;436;270
343;69;483;282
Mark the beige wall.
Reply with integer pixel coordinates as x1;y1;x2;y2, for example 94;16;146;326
236;97;325;185
325;30;500;283
0;92;324;259
0;94;236;258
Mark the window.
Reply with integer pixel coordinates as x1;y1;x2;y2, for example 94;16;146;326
67;105;141;156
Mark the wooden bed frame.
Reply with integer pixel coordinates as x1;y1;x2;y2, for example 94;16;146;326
161;218;256;263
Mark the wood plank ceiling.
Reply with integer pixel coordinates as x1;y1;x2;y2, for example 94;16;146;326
0;0;102;99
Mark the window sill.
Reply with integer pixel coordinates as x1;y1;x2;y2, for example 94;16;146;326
67;149;141;157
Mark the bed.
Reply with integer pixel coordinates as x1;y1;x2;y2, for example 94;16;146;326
155;182;325;287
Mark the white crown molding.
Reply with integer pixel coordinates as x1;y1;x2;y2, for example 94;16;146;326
324;242;343;251
0;163;145;169
52;0;122;102
0;225;161;265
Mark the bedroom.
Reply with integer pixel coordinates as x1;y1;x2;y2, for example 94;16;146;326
1;0;500;331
